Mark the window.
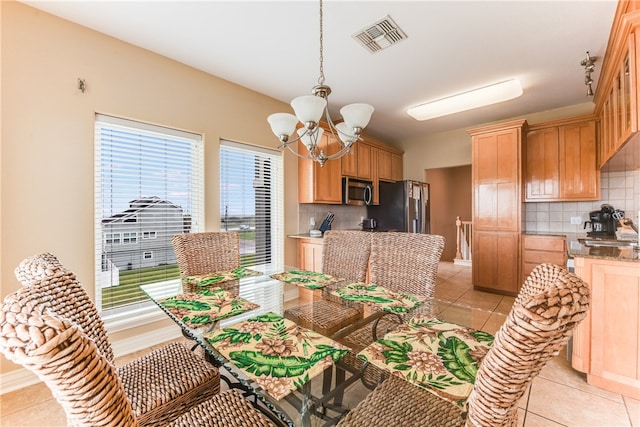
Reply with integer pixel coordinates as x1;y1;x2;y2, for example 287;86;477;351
95;114;203;327
143;231;157;239
220;140;284;268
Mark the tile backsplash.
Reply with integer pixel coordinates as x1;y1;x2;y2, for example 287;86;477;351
525;170;640;233
298;204;367;233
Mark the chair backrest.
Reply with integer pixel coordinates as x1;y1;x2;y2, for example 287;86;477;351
0;288;139;427
322;230;372;282
172;232;240;277
465;263;590;427
369;232;445;298
14;253;115;364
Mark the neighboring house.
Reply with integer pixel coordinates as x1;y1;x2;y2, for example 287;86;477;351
101;197;188;270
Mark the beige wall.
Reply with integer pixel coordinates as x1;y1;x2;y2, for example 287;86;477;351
1;2;300;374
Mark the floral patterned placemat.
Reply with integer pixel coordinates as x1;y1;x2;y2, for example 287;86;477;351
205;312;350;400
331;282;426;313
358;317;494;408
183;267;263;288
270;269;343;289
158;288;260;328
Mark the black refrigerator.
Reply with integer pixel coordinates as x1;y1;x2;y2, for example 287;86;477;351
367;180;430;233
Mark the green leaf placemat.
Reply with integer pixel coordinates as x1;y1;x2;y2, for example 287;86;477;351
205;312;349;400
270;269;343;289
357;317;494;408
183;267;263;288
159;287;259;328
331;282;426;313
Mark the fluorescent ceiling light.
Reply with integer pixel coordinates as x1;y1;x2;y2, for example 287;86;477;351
407;79;523;121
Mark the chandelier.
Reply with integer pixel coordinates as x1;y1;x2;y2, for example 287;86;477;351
267;0;374;166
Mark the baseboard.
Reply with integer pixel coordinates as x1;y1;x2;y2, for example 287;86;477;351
0;325;182;395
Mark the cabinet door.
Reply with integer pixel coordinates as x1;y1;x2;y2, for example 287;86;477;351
378;149;393;181
370;146;380;205
473;231;520;295
341;145;358;178
391;153;403;181
472;129;520;231
357;143;372;180
525;127;559;200
558;120;598;200
297;240;324;272
589;262;640;398
298;134;343;204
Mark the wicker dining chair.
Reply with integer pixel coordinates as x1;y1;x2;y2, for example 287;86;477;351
337;263;591;427
13;253;221;426
284;230;371;337
172;231;240;276
338;232;445;386
0;287;277;427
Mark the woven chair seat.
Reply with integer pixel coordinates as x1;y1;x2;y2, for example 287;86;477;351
337;375;464;427
284;300;362;336
118;342;221;425
167;389;276;427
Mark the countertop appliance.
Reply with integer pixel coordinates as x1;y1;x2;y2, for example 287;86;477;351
362;218;378;231
584;204;617;237
343;178;373;206
366;180;430;233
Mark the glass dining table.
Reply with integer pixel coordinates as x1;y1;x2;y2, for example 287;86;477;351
141;264;496;427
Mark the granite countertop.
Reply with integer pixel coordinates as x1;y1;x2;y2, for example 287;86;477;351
288;233;324;240
562;232;639;263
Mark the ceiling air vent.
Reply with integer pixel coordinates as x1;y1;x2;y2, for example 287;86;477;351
353;15;407;54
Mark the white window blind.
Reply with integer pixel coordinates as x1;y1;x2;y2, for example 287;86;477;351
220;140;284;268
95;114;203;325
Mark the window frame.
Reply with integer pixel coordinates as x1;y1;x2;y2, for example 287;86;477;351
94;114;204;331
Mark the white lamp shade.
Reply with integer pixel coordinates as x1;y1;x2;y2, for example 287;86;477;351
335;121;357;146
297;126;324;149
340;103;374;129
291;95;327;125
267;113;298;138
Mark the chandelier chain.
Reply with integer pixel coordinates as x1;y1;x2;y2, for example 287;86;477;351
318;0;325;86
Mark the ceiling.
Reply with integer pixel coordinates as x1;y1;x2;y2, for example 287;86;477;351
22;1;618;144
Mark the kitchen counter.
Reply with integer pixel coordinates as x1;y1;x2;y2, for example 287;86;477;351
522;231;639;262
288;233;324;240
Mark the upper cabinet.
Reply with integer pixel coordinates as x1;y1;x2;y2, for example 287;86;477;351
595;4;639;167
341;142;372;180
298;127;403;204
298;130;343;204
524;116;599;201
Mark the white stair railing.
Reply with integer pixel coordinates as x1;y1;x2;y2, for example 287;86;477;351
454;216;472;266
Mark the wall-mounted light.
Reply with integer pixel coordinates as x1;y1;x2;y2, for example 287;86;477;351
407;79;523;121
580;52;597;97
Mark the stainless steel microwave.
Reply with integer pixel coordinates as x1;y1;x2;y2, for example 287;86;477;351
343;178;373;206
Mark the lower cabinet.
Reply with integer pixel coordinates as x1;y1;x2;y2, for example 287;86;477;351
572;257;640;399
296;238;323;272
521;234;567;284
472;231;520;295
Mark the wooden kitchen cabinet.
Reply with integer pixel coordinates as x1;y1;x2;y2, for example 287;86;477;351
596;5;639;167
521;234;567;284
524;117;599;201
298;130;343;204
469;119;526;295
296;238;324;272
572;256;640;399
377;149;393;181
391;153;403;181
341;141;372;180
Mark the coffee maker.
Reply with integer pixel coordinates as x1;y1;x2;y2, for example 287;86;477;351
584;204;617;237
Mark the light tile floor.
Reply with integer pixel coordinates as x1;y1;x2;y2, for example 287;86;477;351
0;262;638;426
